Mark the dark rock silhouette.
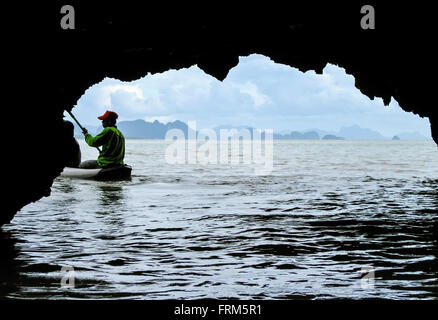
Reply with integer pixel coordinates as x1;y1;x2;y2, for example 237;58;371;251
64;121;81;167
392;135;401;140
3;2;437;225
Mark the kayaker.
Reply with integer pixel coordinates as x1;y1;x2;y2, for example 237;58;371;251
79;110;125;169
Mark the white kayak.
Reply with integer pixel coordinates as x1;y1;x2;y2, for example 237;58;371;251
60;165;132;181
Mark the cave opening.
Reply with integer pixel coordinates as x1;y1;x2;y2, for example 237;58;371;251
71;53;431;147
3;2;438;300
5;50;437;297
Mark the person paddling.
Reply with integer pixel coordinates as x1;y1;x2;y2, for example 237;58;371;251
79;110;126;169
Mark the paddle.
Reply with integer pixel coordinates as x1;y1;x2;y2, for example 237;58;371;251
66;110;102;153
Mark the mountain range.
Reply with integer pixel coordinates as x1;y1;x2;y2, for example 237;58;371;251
73;120;431;140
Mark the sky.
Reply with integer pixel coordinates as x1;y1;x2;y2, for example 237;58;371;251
72;54;431;137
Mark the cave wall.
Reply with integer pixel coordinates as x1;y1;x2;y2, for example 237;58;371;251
2;1;436;225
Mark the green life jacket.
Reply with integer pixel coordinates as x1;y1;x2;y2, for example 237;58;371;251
84;126;125;167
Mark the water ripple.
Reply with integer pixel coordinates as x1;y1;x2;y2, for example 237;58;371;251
1;140;438;299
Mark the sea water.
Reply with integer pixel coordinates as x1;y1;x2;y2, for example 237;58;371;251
1;139;437;299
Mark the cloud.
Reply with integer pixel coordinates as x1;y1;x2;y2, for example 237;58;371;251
230;80;272;108
102;84;145;100
73;54;431;137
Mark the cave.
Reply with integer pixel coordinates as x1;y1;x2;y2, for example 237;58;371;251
2;1;437;226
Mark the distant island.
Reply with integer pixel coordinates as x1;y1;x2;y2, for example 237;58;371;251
74;119;192;139
274;131;320;140
322;134;345;140
74;121;323;140
73;120;431;140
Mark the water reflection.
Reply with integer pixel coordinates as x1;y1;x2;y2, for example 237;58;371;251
433;221;438;244
0;230;22;298
95;184;126;230
54;180;77;194
97;184;125;207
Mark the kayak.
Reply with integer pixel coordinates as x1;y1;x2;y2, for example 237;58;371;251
60;165;132;181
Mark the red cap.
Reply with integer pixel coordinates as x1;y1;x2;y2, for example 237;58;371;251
98;110;118;120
